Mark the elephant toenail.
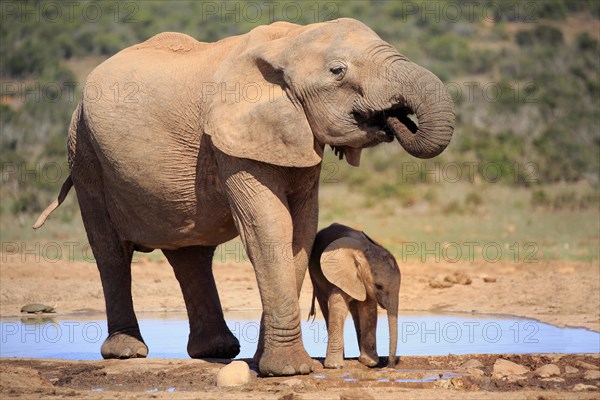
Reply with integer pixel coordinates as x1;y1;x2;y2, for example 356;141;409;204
299;363;310;374
119;348;131;358
282;365;295;375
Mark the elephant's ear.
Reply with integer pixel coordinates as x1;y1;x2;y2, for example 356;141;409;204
204;31;321;168
320;237;367;301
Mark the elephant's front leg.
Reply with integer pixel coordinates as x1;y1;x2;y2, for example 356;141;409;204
253;176;320;364
350;299;379;367
219;160;312;376
324;290;348;369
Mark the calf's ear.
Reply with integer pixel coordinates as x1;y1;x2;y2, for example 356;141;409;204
320;237;367;301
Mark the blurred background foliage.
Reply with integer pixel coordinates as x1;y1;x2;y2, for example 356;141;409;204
1;0;599;262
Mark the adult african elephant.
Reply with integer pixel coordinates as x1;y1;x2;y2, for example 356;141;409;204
34;18;454;376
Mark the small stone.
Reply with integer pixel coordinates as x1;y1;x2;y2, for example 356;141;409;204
583;370;600;380
492;359;529;379
573;383;598;392
576;361;599;370
541;377;564;383
533;364;560;378
434;377;464;389
216;361;251;387
444;272;472;285
483;277;496;283
460;359;484;369
565;366;579;374
504;374;527;383
544;354;563;363
467;368;485;377
280;378;303;388
429;277;453;289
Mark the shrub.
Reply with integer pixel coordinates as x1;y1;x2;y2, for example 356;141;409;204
531;189;551;208
442;200;463;215
465;191;483;207
516;25;564;47
576;32;599;52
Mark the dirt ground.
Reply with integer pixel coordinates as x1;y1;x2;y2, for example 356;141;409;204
1;254;599;398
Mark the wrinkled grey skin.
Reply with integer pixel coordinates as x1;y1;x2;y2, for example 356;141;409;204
34;19;453;376
309;223;401;369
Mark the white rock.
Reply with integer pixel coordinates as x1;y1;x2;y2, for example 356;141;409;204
216;361;251;387
467;368;485;377
533;364;560;378
504;374;527;383
492;359;529;379
565;366;579;374
541;377;565;383
583;370;600;380
546;354;563;363
573;383;598;392
460;359;484;369
576;361;599;370
280;378;303;387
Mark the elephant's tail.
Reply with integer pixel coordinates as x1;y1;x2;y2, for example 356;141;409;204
32;175;73;229
308;290;317;322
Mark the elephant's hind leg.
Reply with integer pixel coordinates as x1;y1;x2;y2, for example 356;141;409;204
74;177;147;359
163;246;240;359
70;116;147;359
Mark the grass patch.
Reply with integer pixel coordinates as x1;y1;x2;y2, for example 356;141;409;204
2;182;597;265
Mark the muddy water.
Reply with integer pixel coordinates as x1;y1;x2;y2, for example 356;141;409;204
1;311;598;359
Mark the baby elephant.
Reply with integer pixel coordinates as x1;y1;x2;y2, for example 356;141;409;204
309;223;401;369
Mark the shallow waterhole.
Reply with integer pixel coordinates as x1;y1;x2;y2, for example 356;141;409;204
1;311;598;359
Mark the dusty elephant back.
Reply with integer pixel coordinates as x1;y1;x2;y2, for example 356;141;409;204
71;34;242;248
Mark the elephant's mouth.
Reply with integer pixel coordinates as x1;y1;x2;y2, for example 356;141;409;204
355;107;419;145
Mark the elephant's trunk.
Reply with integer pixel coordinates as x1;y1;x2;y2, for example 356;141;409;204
387;303;398;368
387;62;455;159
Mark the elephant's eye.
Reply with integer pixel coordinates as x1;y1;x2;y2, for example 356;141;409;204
375;283;384;290
330;66;347;80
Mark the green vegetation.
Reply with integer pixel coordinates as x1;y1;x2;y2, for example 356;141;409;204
1;0;598;263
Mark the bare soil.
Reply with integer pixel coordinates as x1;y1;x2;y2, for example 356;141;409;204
1;255;599;398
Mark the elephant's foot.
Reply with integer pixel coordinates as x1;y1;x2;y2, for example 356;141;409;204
101;333;148;359
358;352;379;367
259;342;313;376
324;355;345;369
188;329;240;359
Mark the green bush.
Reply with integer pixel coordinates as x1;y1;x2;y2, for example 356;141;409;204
533;128;592;182
535;0;568;20
442;200;464;215
465;191;483;207
577;32;599;52
516;25;564;47
531;189;551;208
427;34;470;63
